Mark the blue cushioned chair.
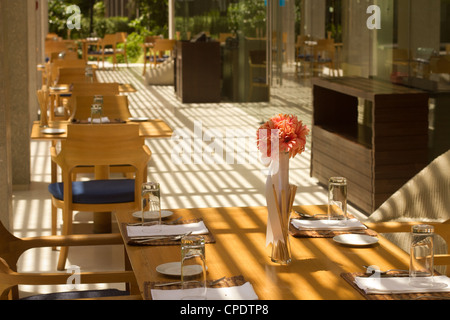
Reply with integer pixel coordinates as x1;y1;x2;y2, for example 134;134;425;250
48;123;151;270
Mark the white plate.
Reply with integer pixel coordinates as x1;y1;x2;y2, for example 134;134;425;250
156;262;204;277
50;86;67;91
41;128;66;135
333;234;379;247
128;117;149;122
132;210;173;221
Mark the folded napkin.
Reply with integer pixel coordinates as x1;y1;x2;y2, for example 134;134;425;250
87;117;110;123
126;221;209;238
291;218;367;231
355;276;450;294
151;282;258;300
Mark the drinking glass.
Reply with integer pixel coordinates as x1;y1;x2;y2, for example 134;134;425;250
181;235;207;300
327;177;348;220
409;224;441;288
141;182;161;225
93;95;103;106
90;104;103;124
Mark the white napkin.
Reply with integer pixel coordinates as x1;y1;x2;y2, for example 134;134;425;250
151;282;259;300
355;276;450;294
87;117;110;123
291;218;367;231
126;221;209;238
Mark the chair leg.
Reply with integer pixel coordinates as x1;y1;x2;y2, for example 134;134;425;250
51;204;58;250
57;208;73;271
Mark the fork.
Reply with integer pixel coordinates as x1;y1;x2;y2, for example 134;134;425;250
363;265;409;275
154;276;226;287
133;231;192;243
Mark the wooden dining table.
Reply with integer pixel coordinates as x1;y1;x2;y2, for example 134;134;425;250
116;205;413;300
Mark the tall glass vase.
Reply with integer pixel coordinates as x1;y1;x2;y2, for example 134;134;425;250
266;152;293;265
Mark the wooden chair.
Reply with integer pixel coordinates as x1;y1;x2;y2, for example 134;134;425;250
48;124;151;270
430;55;450;75
67;82;120;117
365;150;450;274
72;95;132;121
311;38;335;75
0;219;139;300
56;67;98;85
143;39;176;75
248;50;269;101
87;34;118;70
50;59;88;85
115;32;128;66
294;35;311;77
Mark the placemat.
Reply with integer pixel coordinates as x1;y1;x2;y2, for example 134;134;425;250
289;216;378;238
71;118;127;124
144;275;247;300
341;272;450;300
121;218;215;246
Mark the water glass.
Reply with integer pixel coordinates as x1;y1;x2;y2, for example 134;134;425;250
93;95;103;106
327;177;348;220
90;104;103;124
410;224;435;288
181;235;207;300
141;182;161;225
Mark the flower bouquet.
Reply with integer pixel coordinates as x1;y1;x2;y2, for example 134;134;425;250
257;114;309;264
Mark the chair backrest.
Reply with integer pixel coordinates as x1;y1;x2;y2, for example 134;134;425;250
73;95;131;120
45;40;68;57
57;67;97;85
144;35;160;44
68;82;120;116
368;149;450;222
116;32;127;44
99;34;117;47
51;59;87;84
58;124;149;173
249;50;267;65
153;39;176;53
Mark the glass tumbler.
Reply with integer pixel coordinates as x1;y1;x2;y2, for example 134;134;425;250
141;182;161;225
410;224;435;287
328;177;348;220
90;104;103;124
181;235;207;300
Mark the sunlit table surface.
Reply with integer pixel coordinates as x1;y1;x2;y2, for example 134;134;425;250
116;205;411;300
31;119;173;140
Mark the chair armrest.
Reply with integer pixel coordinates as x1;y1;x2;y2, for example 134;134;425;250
19;233;124;252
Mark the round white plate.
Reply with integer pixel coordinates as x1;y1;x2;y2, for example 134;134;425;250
132;210;173;221
156;262;204;277
50;86;67;91
128;117;149;122
333;234;379;247
41;128;66;135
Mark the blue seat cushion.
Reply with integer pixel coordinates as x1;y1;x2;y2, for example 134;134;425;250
48;179;135;204
20;289;130;300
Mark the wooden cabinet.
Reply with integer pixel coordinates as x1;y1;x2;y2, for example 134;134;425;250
310;77;429;214
175;41;221;103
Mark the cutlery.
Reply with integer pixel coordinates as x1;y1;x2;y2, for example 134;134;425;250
294;211;327;220
128;216;182;226
363;266;409;275
154;276;226;287
132;231;192;243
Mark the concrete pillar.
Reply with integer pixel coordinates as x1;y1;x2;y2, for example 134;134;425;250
2;0;39;190
302;0;326;39
0;0;13;229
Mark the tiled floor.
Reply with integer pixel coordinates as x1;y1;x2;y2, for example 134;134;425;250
13;63;367;298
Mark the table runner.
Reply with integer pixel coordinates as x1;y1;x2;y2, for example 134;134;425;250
120;218;216;246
